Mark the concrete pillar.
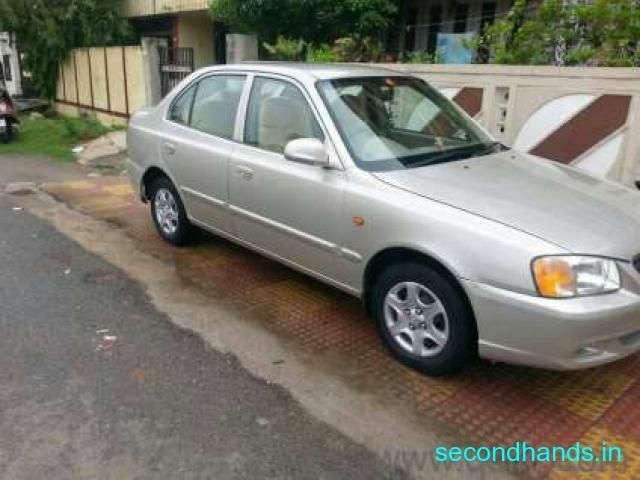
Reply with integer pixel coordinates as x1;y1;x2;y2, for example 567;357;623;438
226;34;258;64
140;37;167;106
620;95;640;187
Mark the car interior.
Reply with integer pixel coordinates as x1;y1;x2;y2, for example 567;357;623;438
246;79;323;153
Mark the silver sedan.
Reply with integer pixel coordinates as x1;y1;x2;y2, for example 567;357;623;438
127;63;640;376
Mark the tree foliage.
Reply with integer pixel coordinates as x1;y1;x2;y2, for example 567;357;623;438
478;0;640;66
0;0;132;98
209;0;399;45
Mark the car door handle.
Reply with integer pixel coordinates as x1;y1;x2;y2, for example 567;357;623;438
163;142;177;155
236;166;254;180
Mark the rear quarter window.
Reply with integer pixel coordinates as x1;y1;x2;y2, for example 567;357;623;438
168;84;196;125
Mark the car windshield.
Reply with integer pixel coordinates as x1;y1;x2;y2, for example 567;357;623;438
317;76;504;171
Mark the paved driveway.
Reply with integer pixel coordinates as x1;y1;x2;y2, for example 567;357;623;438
44;176;640;479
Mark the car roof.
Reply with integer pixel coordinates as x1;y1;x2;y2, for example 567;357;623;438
199;62;410;81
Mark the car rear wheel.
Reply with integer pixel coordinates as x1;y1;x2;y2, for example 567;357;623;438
149;176;194;246
371;262;476;376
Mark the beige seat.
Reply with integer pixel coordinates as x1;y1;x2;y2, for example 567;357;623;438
191;94;239;138
257;96;316;153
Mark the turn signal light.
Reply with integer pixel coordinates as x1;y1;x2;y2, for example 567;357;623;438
533;257;575;298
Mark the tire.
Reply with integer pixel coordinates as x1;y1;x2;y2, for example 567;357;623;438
370;262;476;376
149;176;194;246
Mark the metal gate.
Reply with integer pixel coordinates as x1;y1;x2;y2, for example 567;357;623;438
159;47;194;97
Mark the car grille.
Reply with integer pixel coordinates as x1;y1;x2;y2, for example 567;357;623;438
634;255;640;274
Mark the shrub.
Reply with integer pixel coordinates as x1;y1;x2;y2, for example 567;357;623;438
332;35;383;62
263;36;307;61
307;44;341;63
401;50;443;64
477;0;640;66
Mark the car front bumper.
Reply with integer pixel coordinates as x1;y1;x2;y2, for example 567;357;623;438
462;279;640;370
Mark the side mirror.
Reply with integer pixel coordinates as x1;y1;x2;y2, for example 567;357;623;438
284;138;330;167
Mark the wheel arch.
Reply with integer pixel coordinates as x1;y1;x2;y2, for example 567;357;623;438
141;166;172;203
362;247;477;338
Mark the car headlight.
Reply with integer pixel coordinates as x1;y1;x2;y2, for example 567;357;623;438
532;256;620;298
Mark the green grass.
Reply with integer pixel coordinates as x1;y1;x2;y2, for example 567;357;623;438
0;114;117;162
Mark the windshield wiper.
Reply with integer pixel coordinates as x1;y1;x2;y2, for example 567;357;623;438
404;142;507;169
473;141;508;157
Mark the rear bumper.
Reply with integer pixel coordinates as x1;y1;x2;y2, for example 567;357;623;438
125;158;145;202
462;279;640;370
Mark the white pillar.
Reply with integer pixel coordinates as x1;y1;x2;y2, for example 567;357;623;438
140;37;167;106
226;34;258;64
0;32;21;96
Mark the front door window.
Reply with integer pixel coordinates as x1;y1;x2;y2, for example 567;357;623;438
244;77;324;154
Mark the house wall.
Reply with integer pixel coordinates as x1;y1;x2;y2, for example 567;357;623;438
386;64;640;187
125;3;216;68
408;0;513;52
123;0;209;17
176;11;215;68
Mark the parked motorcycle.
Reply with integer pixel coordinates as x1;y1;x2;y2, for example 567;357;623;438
0;88;18;143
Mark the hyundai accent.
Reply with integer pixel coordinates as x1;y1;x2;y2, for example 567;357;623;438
127;64;640;376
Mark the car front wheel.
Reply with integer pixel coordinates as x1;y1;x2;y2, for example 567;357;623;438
371;262;476;376
149;176;194;246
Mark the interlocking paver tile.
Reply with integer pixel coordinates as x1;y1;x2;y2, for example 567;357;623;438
435;377;591;446
495;366;637;421
599;380;640;443
550;427;640;480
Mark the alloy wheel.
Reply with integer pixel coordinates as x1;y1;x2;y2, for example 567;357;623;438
383;281;450;357
154;188;179;236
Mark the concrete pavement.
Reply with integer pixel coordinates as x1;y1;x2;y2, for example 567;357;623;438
0;193;404;480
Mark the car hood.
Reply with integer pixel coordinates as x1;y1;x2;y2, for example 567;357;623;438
373;150;640;260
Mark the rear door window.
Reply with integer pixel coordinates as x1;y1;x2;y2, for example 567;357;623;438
189;75;246;139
